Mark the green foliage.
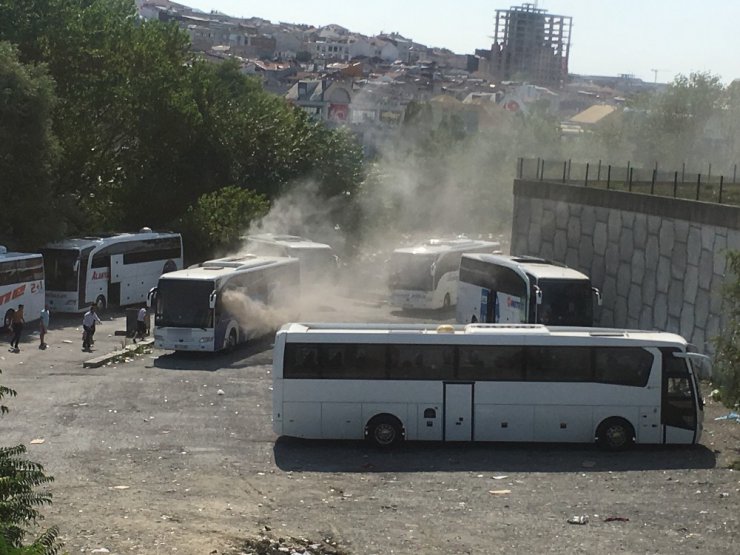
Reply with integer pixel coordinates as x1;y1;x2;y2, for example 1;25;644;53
584;71;736;169
0;41;60;249
180;186;269;262
713;250;740;408
0;1;364;250
0;370;61;554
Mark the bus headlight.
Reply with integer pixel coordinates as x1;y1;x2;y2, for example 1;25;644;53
199;336;213;343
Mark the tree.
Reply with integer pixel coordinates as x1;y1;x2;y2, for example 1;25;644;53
0;41;60;249
713;251;740;407
0;370;61;554
179;186;270;263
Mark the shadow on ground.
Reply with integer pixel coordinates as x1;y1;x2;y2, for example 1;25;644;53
273;437;717;473
151;337;274;371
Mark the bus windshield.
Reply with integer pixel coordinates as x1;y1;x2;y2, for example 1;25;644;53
293;249;336;277
389;253;435;291
156;279;214;328
41;248;79;291
538;279;593;326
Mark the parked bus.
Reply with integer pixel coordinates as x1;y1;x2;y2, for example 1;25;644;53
149;255;300;352
457;254;602;326
242;233;338;282
0;247;45;330
388;238;501;310
272;323;707;450
40;229;183;313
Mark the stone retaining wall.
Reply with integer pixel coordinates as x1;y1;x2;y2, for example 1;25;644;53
511;180;740;352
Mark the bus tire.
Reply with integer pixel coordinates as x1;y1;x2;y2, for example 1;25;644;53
442;293;451;310
95;295;106;312
596;417;635;451
224;329;237;352
3;309;14;333
366;414;404;448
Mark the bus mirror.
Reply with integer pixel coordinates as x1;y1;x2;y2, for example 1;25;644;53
593;287;603;306
430;261;437;277
535;286;543;305
147;287;157;308
208;290;217;309
73;259;79;272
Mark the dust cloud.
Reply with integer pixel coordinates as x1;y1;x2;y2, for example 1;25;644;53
221;289;295;340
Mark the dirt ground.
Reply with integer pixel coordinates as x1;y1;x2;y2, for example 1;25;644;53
1;299;739;555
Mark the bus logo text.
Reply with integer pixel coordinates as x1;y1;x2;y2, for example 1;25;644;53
92;271;110;280
0;285;26;306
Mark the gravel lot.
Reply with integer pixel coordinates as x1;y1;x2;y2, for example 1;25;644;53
1;297;738;555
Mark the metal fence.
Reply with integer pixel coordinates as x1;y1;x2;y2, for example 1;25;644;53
517;158;740;205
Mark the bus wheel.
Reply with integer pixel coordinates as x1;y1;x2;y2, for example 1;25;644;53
596;418;635;451
366;414;404;448
224;329;237;352
442;293;451;310
3;309;14;332
95;295;106;312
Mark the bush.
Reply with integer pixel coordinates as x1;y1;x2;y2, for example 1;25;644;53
0;370;61;554
713;250;740;407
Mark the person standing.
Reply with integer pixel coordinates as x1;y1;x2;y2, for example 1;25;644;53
82;304;101;352
9;304;24;352
134;306;147;343
39;304;50;349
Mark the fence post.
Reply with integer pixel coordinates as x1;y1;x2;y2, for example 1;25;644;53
584;163;590;187
734;163;737;184
518;157;524;179
607;165;611;189
682;162;685;183
562;161;567;183
673;171;678;198
567;159;572;181
651;169;656;195
708;163;712;180
539;158;544;181
629;167;634;192
695;174;701;201
597;159;602;181
718;175;724;204
626;161;631;188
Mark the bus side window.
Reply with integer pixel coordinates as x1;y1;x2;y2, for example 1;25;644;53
284;344;319;378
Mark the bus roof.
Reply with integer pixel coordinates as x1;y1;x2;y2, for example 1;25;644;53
463;253;590;281
393;238;500;256
244;233;333;251
161;255;297;280
42;230;180;250
277;322;687;346
0;248;43;262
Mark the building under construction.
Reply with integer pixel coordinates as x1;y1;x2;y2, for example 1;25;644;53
491;3;572;87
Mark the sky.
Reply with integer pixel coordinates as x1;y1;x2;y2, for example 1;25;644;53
177;0;740;84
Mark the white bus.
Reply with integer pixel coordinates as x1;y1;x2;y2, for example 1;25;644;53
40;229;183;313
149;255;300;352
457;254;602;326
242;233;338;282
388;238;501;310
272;323;707;450
0;247;45;329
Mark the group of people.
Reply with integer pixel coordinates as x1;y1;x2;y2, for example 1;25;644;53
7;303;148;353
7;304;48;353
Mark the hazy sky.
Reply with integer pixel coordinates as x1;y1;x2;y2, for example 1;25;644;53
178;0;739;84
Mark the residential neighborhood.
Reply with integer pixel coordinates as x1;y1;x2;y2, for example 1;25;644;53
135;0;666;155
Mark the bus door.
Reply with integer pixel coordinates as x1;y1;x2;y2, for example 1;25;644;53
77;247;93;310
108;253;122;305
444;382;473;441
660;349;698;444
